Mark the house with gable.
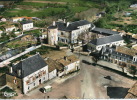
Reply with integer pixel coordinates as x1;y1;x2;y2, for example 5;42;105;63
87;34;124;51
56;55;80;75
48;20;95;45
45;57;64;79
6;54;48;94
20;20;33;31
5;25;16;32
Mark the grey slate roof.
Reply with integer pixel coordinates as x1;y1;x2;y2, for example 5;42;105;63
11;54;47;78
54;20;92;31
89;34;123;46
20;20;33;25
91;27;119;35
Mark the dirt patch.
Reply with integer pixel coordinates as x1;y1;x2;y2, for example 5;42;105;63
23;0;66;4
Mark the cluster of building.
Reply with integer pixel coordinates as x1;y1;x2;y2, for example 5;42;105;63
6;54;80;94
0;17;34;38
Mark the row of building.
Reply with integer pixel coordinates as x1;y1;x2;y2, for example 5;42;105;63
6;54;80;94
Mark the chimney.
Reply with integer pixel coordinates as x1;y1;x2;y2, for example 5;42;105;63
64;56;68;61
17;69;21;76
53;21;56;26
64;19;66;23
66;22;70;27
9;67;13;73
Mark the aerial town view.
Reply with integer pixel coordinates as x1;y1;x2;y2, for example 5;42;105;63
0;0;137;99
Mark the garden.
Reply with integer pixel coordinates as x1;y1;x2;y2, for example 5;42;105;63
0;86;17;98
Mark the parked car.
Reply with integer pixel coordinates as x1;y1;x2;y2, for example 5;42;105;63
40;85;52;93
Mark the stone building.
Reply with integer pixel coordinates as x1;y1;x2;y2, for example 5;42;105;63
6;54;48;94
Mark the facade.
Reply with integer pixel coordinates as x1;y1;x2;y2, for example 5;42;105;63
49;20;95;44
101;46;137;72
6;54;48;94
57;55;80;74
87;34;124;51
0;30;3;37
5;25;16;32
47;26;58;45
20;21;33;31
12;17;24;22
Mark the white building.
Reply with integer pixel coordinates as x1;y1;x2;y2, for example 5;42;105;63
5;25;16;32
87;34;124;51
47;25;58;45
12;17;24;22
49;20;95;44
57;55;80;75
0;30;3;37
45;57;64;79
20;21;33;31
6;54;48;94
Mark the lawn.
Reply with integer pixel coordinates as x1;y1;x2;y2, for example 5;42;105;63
11;45;59;63
3;7;66;18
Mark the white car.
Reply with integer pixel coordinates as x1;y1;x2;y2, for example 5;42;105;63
40;85;52;93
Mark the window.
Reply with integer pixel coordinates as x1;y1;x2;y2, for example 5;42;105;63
28;86;30;90
61;32;63;35
43;77;45;80
34;83;35;86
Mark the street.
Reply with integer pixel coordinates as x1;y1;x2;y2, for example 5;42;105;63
13;54;135;99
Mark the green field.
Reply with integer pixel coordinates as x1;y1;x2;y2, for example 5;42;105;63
2;0;96;18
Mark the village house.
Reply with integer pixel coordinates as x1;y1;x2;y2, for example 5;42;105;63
45;58;64;79
0;29;3;37
101;46;137;72
0;18;6;22
56;55;80;75
11;17;25;22
11;16;34;22
47;25;58;45
5;25;16;32
20;20;33;31
0;5;4;8
87;34;124;51
6;54;49;94
49;20;95;45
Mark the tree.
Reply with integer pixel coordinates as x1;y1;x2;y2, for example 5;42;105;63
90;52;100;64
129;65;137;77
120;62;127;73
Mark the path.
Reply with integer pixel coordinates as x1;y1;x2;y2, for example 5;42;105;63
24;0;66;4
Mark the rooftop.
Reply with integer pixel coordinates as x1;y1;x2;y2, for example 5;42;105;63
56;55;79;66
89;34;123;46
116;46;137;56
10;54;47;78
45;58;64;72
125;82;137;98
20;20;33;25
91;27;119;35
53;20;93;31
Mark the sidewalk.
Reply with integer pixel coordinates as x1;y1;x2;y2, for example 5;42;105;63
97;60;123;72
